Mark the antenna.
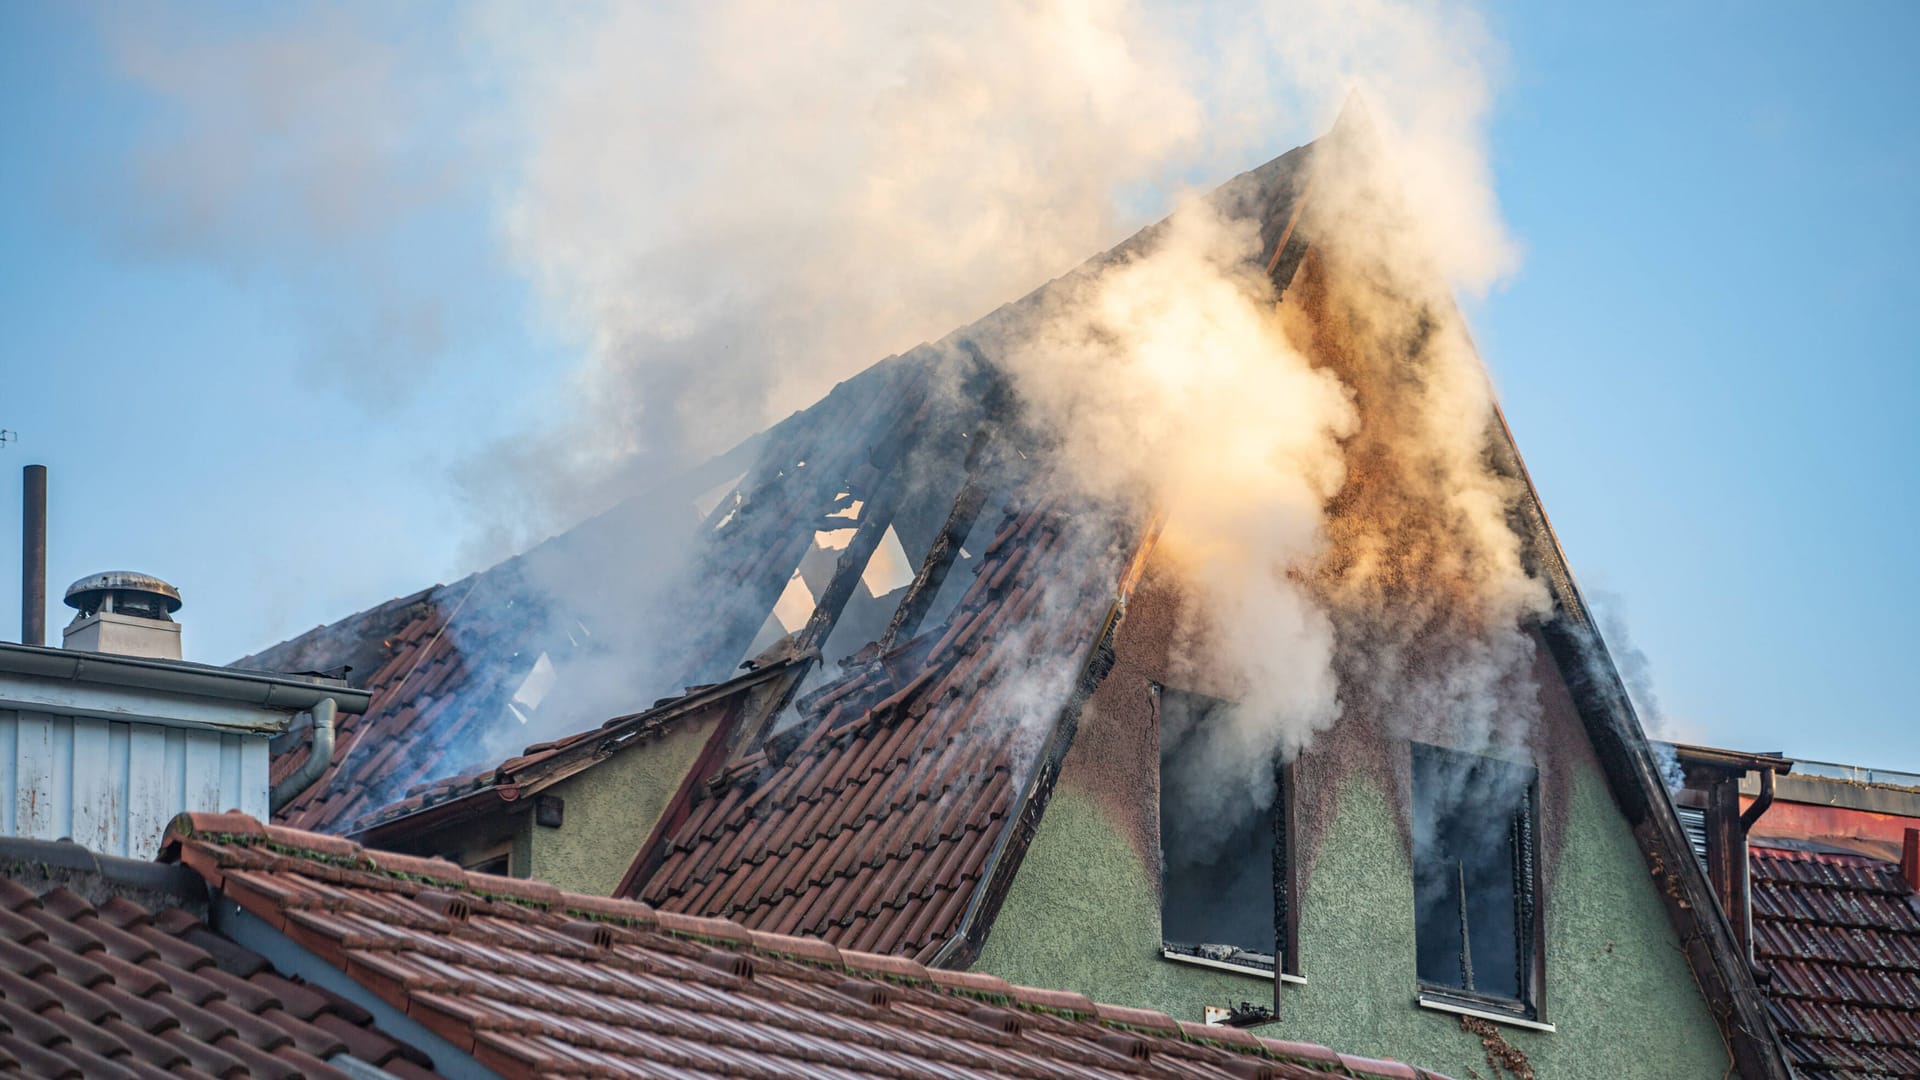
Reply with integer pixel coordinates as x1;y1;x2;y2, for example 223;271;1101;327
0;430;15;450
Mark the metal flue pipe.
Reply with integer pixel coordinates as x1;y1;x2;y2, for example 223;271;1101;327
21;464;46;646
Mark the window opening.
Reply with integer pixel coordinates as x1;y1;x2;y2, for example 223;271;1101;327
1411;742;1538;1012
1159;689;1291;975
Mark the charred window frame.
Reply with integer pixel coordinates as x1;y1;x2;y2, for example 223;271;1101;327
1410;742;1542;1020
1158;689;1299;979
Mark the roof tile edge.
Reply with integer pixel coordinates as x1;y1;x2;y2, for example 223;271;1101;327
160;810;1460;1080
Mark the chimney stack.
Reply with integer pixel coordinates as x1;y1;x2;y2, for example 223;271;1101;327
1902;828;1919;894
61;571;183;660
21;464;45;646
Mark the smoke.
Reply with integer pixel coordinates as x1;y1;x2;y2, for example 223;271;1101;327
478;0;1217;525
95;1;1557;834
462;0;1546;835
985;203;1356;819
1589;589;1692;790
92;4;494;406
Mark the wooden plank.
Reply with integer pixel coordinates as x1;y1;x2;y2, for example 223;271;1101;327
127;723;171;859
70;716;113;854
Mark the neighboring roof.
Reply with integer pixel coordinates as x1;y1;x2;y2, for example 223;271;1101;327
632;496;1142;961
1750;842;1920;1079
0;841;434;1079
161;811;1456;1080
345;658;801;839
0;640;367;723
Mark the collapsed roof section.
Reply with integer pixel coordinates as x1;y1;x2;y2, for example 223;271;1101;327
629;494;1154;962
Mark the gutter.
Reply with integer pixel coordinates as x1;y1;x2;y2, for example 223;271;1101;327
0;641;371;714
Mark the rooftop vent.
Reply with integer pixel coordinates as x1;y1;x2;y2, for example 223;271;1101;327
62;571;183;660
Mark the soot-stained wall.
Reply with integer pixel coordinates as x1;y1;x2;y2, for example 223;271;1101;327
971;551;1733;1078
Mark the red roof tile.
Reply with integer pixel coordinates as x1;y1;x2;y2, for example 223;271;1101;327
160;811;1458;1080
630;493;1137;961
260;350;946;836
345;660;800;838
1751;842;1920;1078
0;873;434;1079
269;593;524;833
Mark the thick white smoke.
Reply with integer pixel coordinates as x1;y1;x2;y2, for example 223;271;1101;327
99;0;1549;826
480;0;1543;821
482;0;1213;525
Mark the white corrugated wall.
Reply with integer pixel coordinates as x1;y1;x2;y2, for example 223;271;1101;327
0;707;270;859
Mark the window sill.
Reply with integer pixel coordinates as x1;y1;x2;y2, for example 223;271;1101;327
1415;994;1555;1033
1159;949;1306;985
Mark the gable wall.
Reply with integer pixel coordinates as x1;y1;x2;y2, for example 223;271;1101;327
526;714;722;896
971;562;1734;1078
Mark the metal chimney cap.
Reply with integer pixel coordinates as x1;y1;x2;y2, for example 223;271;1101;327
64;571;183;613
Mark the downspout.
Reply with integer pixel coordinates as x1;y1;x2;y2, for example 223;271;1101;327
1739;764;1776;832
270;697;337;813
1735;766;1777;972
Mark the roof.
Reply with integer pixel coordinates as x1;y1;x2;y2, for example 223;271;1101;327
265;588;516;832
631;495;1143;961
1750;842;1920;1078
0;842;434;1080
161;811;1456;1080
229;112;1788;1074
345;658;800;839
253;349;959;835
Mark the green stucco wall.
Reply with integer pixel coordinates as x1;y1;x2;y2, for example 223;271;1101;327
976;768;1734;1078
522;717;718;897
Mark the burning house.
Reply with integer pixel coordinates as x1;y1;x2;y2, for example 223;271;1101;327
236;112;1795;1078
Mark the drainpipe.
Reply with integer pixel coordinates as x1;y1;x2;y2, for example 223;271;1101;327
1739;765;1776;832
270;697;337;813
1734;766;1777;973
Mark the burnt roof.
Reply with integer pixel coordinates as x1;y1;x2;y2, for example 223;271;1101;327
631;495;1142;961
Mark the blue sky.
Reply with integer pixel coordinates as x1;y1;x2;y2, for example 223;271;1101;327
1;3;1914;768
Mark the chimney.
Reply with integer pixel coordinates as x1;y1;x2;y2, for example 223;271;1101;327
21;464;45;646
61;571;183;660
1902;828;1919;894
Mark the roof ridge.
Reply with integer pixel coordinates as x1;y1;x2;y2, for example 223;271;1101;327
159;810;1459;1080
